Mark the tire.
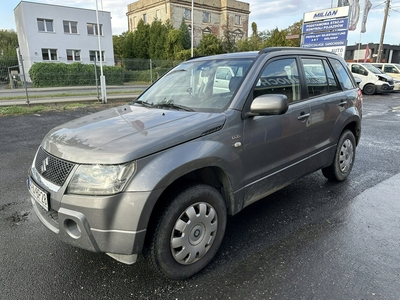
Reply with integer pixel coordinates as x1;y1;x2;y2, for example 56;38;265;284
145;183;227;280
363;83;376;95
322;130;356;182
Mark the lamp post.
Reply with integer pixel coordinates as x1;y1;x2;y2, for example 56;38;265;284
191;0;194;57
95;0;107;103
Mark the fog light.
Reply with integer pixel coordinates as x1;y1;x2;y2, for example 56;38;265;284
65;219;81;239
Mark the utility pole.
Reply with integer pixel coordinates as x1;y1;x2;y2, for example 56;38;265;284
377;0;390;63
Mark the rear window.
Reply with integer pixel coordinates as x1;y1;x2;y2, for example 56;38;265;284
330;59;354;90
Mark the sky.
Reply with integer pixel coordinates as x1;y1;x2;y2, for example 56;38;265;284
1;0;400;46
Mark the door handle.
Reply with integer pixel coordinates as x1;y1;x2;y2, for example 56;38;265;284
297;112;310;121
338;101;347;107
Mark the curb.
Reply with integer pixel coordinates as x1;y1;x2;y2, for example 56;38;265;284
0;94;140;107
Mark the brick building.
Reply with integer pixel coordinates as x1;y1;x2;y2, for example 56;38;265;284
126;0;250;46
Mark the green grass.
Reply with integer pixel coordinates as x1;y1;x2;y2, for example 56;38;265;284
0;90;142;101
0;101;129;116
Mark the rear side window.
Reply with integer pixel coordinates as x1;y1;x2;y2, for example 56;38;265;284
253;58;301;103
330;59;354;90
384;65;399;73
301;58;339;97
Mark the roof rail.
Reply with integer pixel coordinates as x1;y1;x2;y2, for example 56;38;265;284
258;47;331;55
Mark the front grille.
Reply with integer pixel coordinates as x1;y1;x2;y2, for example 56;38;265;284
34;147;75;186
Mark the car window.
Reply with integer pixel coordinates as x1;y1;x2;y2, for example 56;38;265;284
323;60;340;92
331;59;354;90
253;58;300;103
301;58;332;97
351;64;366;75
384;65;399;73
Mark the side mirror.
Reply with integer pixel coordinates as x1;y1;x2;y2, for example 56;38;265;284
247;94;289;117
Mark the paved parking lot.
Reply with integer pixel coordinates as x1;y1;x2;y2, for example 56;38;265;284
1;93;400;299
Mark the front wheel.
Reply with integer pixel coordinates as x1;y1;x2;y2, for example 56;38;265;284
363;83;376;95
322;130;356;181
145;183;227;279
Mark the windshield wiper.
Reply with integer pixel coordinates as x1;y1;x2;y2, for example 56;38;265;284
155;103;194;112
134;100;154;108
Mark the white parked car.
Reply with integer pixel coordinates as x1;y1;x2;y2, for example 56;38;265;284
347;63;394;95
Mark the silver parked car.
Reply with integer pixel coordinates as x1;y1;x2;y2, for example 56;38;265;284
28;47;362;279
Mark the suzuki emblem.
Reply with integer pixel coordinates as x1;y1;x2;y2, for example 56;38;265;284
41;157;49;173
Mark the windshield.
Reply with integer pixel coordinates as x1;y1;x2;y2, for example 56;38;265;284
362;63;384;74
135;58;255;112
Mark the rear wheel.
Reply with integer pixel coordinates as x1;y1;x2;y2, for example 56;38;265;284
145;183;227;280
363;83;376;95
322;130;356;182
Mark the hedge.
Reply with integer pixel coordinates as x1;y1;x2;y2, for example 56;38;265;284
29;62;124;87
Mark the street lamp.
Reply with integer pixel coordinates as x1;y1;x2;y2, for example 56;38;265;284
95;0;107;103
191;0;194;57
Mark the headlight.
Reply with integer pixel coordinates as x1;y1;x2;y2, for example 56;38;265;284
67;162;136;195
377;75;388;82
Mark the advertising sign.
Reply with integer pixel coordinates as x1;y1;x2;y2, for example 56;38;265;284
303;31;348;48
304;6;350;23
315;46;346;58
302;18;348;34
301;6;349;56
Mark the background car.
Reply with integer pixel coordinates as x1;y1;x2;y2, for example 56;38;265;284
347;62;394;95
371;63;400;91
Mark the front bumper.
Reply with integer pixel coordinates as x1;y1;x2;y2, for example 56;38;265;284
376;83;394;93
30;182;152;263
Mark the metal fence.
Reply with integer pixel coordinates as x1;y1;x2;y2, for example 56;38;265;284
0;57;182;90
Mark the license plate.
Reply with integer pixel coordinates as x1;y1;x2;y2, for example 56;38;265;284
28;177;49;211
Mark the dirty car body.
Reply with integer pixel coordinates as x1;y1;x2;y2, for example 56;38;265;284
28;48;362;279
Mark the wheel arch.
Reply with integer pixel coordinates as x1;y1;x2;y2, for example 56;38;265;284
142;166;234;251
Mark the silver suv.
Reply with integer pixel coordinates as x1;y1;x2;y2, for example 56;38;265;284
28;48;362;279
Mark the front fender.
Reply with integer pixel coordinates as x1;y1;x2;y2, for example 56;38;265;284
127;139;242;192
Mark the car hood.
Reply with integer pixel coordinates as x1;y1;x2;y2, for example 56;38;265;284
41;105;226;164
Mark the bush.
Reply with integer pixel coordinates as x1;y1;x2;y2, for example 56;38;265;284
29;62;124;87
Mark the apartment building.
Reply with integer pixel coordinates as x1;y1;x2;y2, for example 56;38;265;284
126;0;250;46
14;1;114;82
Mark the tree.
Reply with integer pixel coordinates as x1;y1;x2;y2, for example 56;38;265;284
262;28;287;47
0;30;19;82
121;31;135;69
197;34;223;56
149;19;169;60
165;29;183;60
0;29;18;57
221;18;237;53
285;20;302;47
179;18;191;50
133;19;150;59
237;22;263;51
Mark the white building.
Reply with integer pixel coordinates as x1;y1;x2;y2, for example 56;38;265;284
14;1;114;82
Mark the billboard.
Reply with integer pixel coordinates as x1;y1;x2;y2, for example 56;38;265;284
301;6;350;58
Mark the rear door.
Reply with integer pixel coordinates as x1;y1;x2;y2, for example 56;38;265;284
301;57;356;172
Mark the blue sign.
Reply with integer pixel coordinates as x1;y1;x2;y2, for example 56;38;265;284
302;30;348;48
303;18;348;33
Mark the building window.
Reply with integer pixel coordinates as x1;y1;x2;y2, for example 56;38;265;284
203;28;211;35
143;14;147;23
89;50;105;62
156;10;161;19
37;19;53;32
66;50;81;61
235;15;241;25
133;16;137;29
64;21;78;34
42;49;58;61
202;12;210;23
184;9;191;20
87;23;103;36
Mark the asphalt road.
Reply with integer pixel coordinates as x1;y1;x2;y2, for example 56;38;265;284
1;93;400;299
